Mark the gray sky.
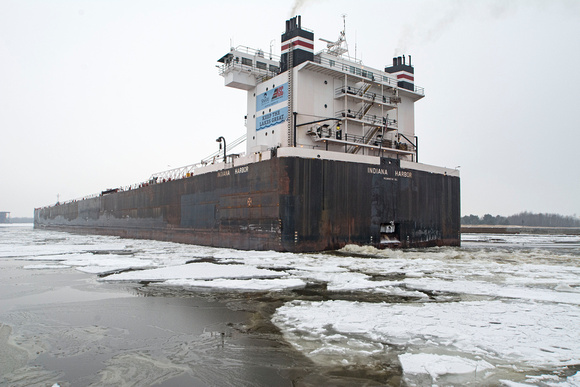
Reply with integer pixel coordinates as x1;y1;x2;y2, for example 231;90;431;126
1;0;579;218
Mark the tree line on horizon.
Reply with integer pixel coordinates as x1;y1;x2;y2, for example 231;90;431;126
461;211;580;227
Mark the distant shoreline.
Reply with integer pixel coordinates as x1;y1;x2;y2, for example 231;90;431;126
461;225;580;235
0;217;33;224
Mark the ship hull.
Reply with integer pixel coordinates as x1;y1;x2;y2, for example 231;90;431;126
34;154;460;252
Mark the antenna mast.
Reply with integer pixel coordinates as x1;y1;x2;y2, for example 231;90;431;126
319;15;349;57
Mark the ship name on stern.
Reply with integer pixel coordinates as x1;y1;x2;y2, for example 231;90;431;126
395;170;413;178
235;166;249;174
367;167;388;175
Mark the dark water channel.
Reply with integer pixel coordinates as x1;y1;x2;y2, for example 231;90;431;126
0;258;394;386
0;260;315;387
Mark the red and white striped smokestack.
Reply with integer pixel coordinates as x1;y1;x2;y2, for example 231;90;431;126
385;55;415;91
280;16;314;73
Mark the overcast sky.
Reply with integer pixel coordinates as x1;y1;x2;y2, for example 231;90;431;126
1;0;579;218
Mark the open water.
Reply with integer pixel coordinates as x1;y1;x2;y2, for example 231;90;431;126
1;224;579;386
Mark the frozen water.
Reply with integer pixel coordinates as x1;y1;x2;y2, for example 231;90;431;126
2;224;580;385
398;353;494;380
104;262;286;282
272;299;580;373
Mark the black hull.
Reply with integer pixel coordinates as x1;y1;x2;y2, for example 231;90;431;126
34;156;460;252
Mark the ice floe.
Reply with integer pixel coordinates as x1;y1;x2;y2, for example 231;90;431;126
103;262;287;282
398;353;494;380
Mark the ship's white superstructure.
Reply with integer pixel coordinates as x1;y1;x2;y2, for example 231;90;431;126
217;16;424;162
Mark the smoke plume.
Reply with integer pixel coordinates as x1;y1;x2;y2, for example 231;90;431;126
394;0;517;55
290;0;310;16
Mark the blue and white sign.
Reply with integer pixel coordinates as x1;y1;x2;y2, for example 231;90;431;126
256;83;288;111
256;107;288;131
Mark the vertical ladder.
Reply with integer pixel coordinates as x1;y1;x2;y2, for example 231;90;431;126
287;44;294;147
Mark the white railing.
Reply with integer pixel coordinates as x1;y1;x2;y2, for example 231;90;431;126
41;134;248;208
313;54;425;95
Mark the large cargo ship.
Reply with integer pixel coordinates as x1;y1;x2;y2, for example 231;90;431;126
34;16;460;252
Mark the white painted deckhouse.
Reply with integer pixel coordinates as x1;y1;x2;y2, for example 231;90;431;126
217;15;425;163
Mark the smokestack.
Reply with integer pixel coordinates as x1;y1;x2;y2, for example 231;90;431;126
280;16;314;73
385;54;415;92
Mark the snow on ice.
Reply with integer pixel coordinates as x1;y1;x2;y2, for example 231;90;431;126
104;262;286;282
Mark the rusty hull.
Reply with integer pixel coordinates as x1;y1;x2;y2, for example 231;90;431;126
34;156;460;252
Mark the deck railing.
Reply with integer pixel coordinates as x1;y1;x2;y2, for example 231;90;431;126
313;54;425;95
